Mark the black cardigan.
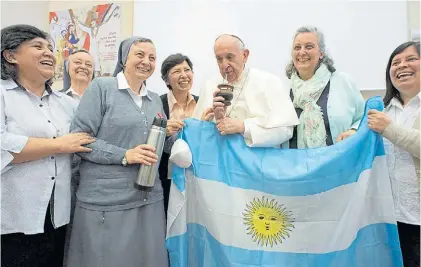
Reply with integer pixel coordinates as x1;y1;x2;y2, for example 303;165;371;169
158;93;199;181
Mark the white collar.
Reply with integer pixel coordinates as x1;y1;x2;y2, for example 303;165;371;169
415;92;421;102
389;92;421;110
116;72;152;99
65;87;82;97
231;67;249;86
1;79;60;97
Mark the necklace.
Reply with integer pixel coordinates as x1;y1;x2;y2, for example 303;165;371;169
226;69;250;118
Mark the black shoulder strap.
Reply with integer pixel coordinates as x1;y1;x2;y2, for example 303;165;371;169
160;94;170;118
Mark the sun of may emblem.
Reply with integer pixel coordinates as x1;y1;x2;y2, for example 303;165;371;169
243;196;294;247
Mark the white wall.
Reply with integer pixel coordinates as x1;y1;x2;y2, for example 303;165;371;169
361;0;420;100
1;1;50;31
408;0;420;32
134;1;409;96
1;0;419;100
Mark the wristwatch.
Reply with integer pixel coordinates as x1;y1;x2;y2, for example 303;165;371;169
122;156;128;167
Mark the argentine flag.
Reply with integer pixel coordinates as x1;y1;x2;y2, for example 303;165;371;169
166;97;403;267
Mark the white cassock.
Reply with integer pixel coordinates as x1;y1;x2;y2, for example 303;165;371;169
192;67;299;148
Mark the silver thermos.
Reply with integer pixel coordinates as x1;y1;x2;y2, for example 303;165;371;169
134;117;167;197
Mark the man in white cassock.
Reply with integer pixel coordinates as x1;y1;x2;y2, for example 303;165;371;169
169;34;299;168
192;34;299;147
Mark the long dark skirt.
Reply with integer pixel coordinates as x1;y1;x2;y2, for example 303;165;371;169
397;221;420;267
161;178;171;218
1;206;67;267
67;200;168;267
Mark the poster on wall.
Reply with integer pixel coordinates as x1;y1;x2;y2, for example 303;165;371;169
49;3;121;82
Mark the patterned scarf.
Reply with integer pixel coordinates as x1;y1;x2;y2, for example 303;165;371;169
291;64;332;148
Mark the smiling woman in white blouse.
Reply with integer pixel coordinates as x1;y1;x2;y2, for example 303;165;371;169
368;41;420;267
0;24;94;267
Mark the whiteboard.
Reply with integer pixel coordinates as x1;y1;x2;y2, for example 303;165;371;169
133;1;408;96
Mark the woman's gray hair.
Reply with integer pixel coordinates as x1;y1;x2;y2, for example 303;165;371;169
285;26;336;79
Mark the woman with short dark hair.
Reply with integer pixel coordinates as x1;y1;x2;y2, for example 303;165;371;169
159;53;198;217
0;24;94;267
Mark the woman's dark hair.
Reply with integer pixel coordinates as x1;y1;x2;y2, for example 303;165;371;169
160;53;193;90
384;41;420;107
1;24;53;85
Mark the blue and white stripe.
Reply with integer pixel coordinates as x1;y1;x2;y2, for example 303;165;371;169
166;96;403;267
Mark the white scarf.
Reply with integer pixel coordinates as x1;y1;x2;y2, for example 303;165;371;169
291;64;332;148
